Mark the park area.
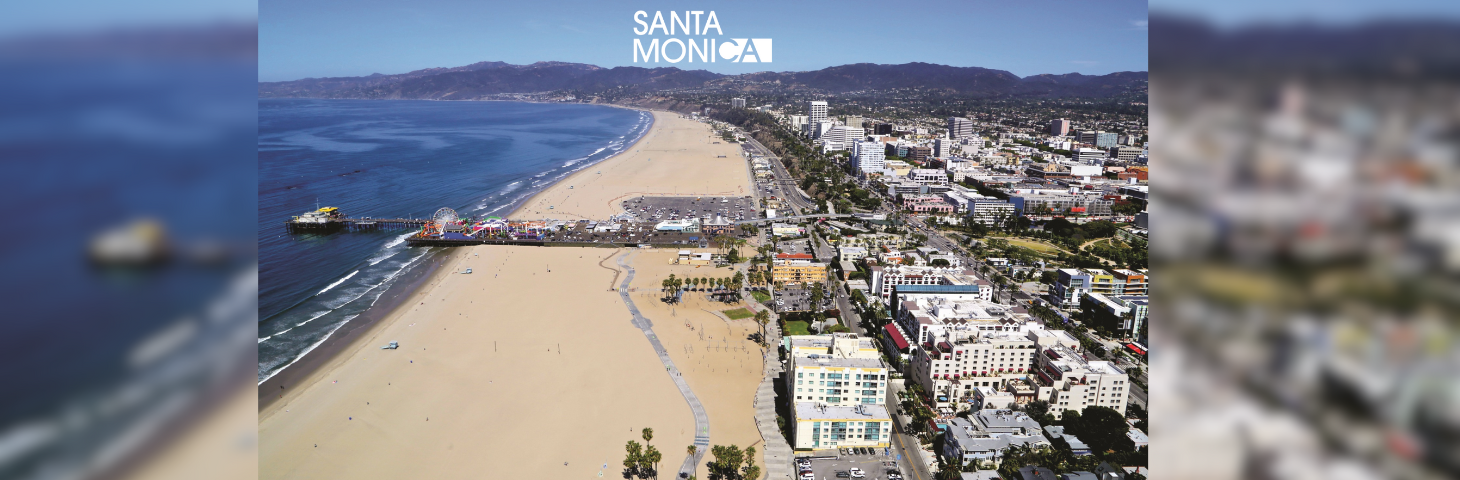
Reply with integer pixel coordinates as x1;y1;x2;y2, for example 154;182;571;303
783;321;811;336
722;308;754;320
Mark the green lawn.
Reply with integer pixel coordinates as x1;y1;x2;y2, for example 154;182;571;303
723;308;754;320
751;291;772;303
784;321;811;336
1004;237;1061;254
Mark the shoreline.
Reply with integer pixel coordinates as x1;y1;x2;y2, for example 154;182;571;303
258;247;462;412
259;108;755;479
505;105;655;218
256;103;656;404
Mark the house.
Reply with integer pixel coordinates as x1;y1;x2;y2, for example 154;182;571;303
942;415;1050;467
1016;466;1057;480
1043;426;1091;456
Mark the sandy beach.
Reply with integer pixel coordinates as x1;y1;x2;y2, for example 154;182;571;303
513;110;750;220
259;246;697;479
260;108;764;479
624;248;767;479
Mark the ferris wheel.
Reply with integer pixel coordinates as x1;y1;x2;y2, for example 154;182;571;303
432;207;459;226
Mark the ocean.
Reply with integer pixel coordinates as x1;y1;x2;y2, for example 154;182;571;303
257;99;651;383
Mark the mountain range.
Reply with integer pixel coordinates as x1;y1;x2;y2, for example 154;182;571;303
259;61;1147;100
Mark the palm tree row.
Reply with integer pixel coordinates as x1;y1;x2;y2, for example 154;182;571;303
623;428;663;479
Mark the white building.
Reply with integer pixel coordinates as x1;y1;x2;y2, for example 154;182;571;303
943;414;1050;468
909;169;948;186
792;403;892;450
909;330;1040;409
731;97;746;108
852;140;886;174
1071;148;1107;164
869;265;987;306
823;125;865;151
806;101;828;137
1028;333;1131;419
785;333;894;450
838;246;869;263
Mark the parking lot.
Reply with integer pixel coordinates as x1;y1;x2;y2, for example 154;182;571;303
621;195;758;225
775;285;833;313
797;450;903;480
777;239;813;255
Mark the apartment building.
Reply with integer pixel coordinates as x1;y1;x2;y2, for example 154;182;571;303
908;330;1039;409
786;333;893;450
1028;333;1131;418
792;403;893;450
1049;268;1150;307
869;265;979;305
838;246;869;263
773;255;829;285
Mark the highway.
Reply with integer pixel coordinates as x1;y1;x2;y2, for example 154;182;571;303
741;133;816;214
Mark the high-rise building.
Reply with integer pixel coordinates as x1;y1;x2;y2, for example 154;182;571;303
823;125;864;151
731;97;746;108
933;137;946;158
947;117;974;139
846;116;863;128
807;100;828;130
1050;119;1070;136
852;140;886;174
873;123;893;135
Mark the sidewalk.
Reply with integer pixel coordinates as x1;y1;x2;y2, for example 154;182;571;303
751;306;792;479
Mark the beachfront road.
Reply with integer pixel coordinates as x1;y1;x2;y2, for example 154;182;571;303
616;250;712;477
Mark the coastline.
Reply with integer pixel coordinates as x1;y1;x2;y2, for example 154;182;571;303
256;102;654;401
259;107;759;479
258;246;461;411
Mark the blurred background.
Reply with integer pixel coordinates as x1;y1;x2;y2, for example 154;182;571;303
1150;0;1460;479
0;1;257;479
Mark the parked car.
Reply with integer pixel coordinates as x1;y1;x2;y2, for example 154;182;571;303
835;472;850;478
849;468;866;478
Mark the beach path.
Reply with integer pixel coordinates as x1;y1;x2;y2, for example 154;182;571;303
616;250;711;476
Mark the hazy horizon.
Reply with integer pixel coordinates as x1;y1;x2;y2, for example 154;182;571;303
259;0;1149;83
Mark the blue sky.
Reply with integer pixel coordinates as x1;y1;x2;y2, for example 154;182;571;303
260;0;1148;82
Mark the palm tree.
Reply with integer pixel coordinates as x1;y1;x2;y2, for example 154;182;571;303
643;445;662;480
754;310;771;342
642;427;653;443
687;444;697;457
624;440;643;478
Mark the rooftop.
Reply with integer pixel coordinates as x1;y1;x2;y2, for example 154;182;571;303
795;403;891;421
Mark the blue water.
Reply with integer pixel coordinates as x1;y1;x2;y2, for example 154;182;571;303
257;99;651;382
